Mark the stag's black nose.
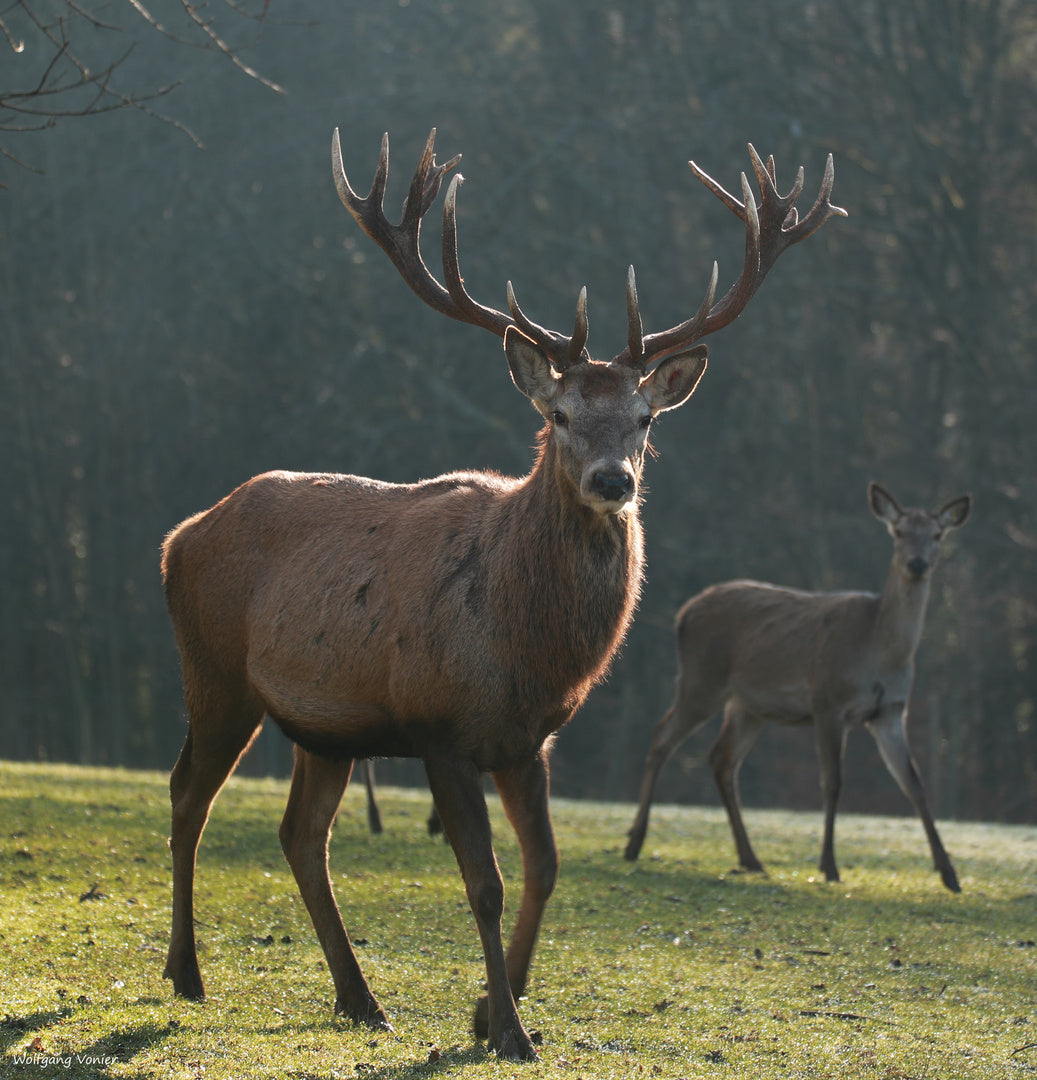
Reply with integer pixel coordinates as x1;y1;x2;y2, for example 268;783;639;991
590;470;634;503
907;556;929;577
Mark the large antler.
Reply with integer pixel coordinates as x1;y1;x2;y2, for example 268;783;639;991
332;128;590;370
618;144;848;372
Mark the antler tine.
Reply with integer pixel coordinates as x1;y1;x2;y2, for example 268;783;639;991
402;128;461;229
568;286;590;362
783;152;846;246
633;145;845;371
505;281;589;371
624;266;645;369
439;174;514;339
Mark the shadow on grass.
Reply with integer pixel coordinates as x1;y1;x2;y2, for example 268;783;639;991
0;1008;72;1053
1;1020;172;1080
354;1044;491;1078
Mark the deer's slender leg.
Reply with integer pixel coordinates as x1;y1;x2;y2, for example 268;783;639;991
867;708;960;892
709;700;766;872
279;747;390;1026
361;760;383;835
469;749;557;1039
815;713;849;882
165;686;263;999
425;753;536;1062
625;677;720;860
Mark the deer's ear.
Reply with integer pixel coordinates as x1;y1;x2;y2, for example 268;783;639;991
868;482;903;526
505;326;560;407
937;493;972;530
640;345;708;414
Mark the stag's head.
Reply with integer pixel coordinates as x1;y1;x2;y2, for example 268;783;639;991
332;128;846;515
868;482;972;582
503;326;704;514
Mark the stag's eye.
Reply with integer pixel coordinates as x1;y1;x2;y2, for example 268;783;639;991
638;414;653;430
552;409;568;427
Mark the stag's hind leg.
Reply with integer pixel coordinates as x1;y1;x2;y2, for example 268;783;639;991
425;752;537;1062
165;684;264;999
279;747;390;1026
709;700;766;873
471;750;557;1044
867;708;960;892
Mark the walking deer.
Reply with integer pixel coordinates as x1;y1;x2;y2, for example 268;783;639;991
161;127;844;1060
624;482;971;892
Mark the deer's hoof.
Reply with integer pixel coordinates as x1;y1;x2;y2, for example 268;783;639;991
165;962;205;1001
336;996;392;1032
491;1025;539;1062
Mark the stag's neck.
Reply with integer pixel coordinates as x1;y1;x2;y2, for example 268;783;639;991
874;564;931;669
503;431;645;687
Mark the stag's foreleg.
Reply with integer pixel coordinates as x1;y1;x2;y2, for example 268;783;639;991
425;753;537;1062
471;750;558;1042
708;700;766;873
867;708;961;892
165;687;264;999
279;747;390;1028
815;711;850;882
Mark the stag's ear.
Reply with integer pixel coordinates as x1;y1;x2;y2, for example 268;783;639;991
505;326;560;408
868;482;903;527
640;345;708;414
937;493;972;530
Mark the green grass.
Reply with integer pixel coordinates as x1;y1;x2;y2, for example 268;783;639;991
1;761;1035;1079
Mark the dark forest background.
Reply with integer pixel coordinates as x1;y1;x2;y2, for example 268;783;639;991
3;0;1035;824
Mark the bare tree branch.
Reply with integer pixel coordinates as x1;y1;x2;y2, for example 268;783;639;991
0;0;284;180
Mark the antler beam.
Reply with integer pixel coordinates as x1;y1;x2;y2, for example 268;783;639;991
334;130;846;376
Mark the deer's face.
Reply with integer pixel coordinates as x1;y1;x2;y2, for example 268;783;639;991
869;482;972;583
505;328;707;515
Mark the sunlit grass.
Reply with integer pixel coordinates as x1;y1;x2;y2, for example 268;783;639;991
1;761;1035;1078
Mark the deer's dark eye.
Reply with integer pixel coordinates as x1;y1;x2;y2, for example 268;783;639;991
552;409;568;427
638;414;653;430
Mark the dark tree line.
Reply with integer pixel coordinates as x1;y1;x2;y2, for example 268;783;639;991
2;0;1034;822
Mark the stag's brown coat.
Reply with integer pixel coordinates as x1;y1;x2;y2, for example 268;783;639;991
161;128;844;1061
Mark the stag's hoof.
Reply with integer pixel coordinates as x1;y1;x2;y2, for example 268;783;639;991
492;1027;539;1062
940;866;962;893
165;962;205;1001
474;996;539;1060
731;863;767;877
336;996;393;1032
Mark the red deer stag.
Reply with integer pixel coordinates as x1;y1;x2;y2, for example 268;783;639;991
624;482;971;892
161;128;845;1060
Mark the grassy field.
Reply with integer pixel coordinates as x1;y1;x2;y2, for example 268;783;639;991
1;760;1034;1079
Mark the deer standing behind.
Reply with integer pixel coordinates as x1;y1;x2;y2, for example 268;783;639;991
624;482;971;892
359;760;441;836
160;127;843;1060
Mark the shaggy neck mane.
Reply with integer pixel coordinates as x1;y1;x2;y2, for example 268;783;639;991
489;423;646;715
